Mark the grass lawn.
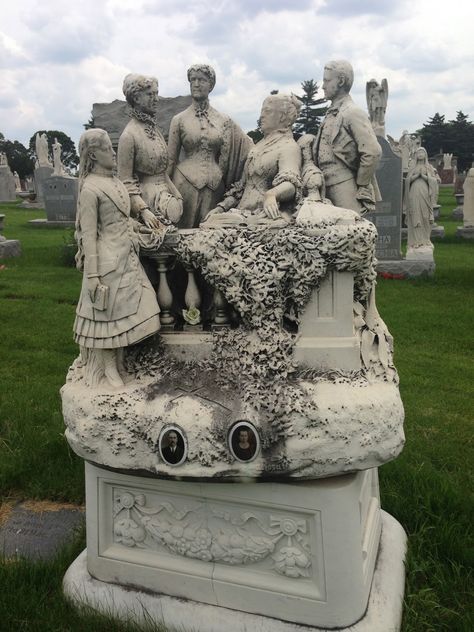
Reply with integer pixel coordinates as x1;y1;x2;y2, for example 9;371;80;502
0;192;473;631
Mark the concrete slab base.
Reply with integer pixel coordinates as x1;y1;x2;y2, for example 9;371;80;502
63;511;406;632
401;226;445;240
456;226;474;239
377;259;435;278
452;208;463;221
28;218;75;228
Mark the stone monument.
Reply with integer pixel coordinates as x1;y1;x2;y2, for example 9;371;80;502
33;175;78;226
13;171;22;192
0;213;21;258
0;153;17;202
456;167;474;239
366;78;388;138
452;172;465;220
62;68;407;632
34;133;53;203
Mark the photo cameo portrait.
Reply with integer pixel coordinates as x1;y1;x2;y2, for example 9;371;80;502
229;423;260;463
159;427;186;466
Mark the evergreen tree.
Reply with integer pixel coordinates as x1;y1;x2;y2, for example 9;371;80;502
447;111;474;171
28;130;79;171
293;79;327;139
0;137;34;178
417;113;449;157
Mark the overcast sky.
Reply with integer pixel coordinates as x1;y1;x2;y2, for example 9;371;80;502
1;0;474;149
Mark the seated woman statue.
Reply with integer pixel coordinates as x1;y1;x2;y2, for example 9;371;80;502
118;73;183;229
167;63;251;228
202;94;303;227
74;129;161;389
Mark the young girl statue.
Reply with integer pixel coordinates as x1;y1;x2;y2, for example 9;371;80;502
74;129;161;388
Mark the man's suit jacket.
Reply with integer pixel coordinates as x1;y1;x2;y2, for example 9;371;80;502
316;94;381;191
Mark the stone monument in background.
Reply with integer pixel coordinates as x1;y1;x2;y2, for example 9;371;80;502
0;213;21;258
90;94;192;148
456;167;474;239
34;132;53;203
0;153;17;202
366;77;388;138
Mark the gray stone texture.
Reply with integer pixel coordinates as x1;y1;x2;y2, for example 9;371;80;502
365;137;403;260
91;95;192;147
0;502;84;560
0;165;17;202
34;165;54;202
377;259;435;278
44;175;79;223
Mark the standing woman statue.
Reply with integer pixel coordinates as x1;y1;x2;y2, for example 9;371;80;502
118;73;183;229
405;147;436;252
74;129;161;388
168;64;251;228
35;132;52;167
52;137;64;176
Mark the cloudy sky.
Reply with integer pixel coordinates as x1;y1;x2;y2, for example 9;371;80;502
1;0;474;148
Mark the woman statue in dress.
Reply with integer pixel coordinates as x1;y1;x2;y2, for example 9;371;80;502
167;64;251;228
118;73;183;229
74;129;161;388
405;147;436;251
204;93;302;224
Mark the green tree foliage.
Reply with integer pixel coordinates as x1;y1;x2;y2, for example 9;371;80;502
293;79;327;139
0;136;34;178
418;112;474;171
28;130;79;172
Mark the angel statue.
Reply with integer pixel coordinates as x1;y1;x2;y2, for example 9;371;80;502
366;78;388;136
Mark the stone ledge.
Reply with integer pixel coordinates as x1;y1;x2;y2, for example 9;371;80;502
63;510;406;632
0;239;21;258
456;226;474;239
377;259;435;278
28;218;75;228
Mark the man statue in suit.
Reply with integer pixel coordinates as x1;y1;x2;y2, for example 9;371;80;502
315;60;381;215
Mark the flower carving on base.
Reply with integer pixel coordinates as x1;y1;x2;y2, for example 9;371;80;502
112;489;312;578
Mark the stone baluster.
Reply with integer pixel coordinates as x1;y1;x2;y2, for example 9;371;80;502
156;253;175;328
212;287;230;328
183;264;202;327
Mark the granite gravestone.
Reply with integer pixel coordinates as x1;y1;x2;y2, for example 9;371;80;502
34;165;54;203
365;136;402;261
91;95;192;148
0;164;17;202
43;175;78;224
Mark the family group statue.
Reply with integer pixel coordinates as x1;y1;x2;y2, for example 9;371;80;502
35;132;52;168
366;78;388;136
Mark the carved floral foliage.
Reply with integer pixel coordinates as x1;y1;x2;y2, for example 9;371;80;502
113;489;312;579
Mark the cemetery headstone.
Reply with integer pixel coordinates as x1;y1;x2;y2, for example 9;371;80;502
0;161;17;202
456;167;474;239
0;213;21;258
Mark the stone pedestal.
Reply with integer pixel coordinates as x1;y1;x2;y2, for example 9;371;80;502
43;175;78;224
0;165;16;202
457;167;474;239
63;463;406;631
452;194;464;220
33;166;54;203
0;214;21;258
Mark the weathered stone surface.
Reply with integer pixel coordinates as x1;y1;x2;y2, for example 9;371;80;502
0;165;16;202
43;175;78;223
377;258;435;278
0;239;21;258
91;95;192;147
34;165;54;202
366;137;403;260
0;501;84;559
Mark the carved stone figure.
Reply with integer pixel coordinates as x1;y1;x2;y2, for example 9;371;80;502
74;129;161;388
366;78;388;135
52;137;65;176
0;152;7;166
203;94;302;226
117;73;183;229
315;60;381;215
443;153;453;169
168;64;251;228
14;171;21;191
35;132;52;167
404;147;436;252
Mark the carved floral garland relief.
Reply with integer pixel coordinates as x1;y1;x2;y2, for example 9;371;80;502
113;488;312;579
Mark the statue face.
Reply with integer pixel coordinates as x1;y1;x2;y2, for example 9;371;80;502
134;83;159;115
260;99;284;134
322;68;343;101
91;137;116;170
189;70;212;100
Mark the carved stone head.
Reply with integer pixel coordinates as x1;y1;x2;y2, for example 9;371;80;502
122;73;159;114
323;60;354;100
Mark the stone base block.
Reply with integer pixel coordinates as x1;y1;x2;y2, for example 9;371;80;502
456;226;474;239
377;258;435;278
0;239;21;258
28;218;75;228
64;509;406;632
401;226;445;240
76;463;392;628
452;207;463;220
